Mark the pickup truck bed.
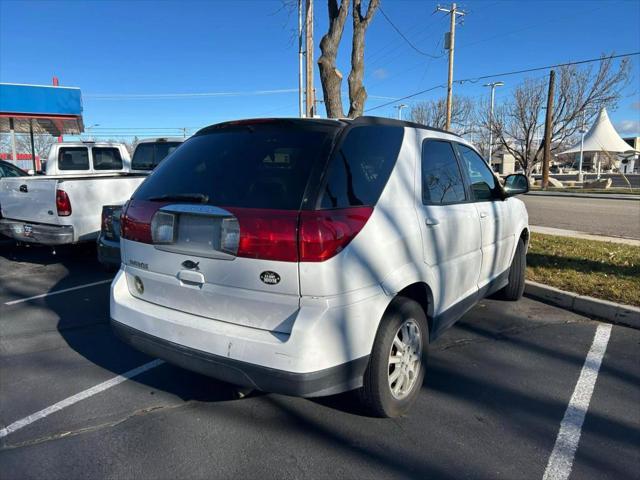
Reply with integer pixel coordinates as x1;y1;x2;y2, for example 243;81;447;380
0;173;147;245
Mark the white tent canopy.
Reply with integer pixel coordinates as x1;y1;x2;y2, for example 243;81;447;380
560;108;637;155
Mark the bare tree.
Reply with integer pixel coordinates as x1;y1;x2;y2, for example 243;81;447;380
318;0;351;118
410;96;476;135
0;133;57;161
347;0;379;118
493;55;631;176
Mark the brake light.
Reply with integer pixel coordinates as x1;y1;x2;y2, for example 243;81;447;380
299;207;373;262
56;189;72;216
101;207;114;238
121;200;160;243
227;208;299;262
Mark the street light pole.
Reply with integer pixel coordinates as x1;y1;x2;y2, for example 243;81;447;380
484;81;503;163
578;110;586;183
298;0;304;118
395;104;408;120
86;124;100;141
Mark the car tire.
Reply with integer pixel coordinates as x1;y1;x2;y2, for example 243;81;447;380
496;237;526;301
358;297;428;418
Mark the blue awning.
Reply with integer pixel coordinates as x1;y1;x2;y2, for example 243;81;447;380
0;83;84;136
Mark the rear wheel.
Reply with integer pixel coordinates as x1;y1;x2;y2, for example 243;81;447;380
358;297;428;418
496;237;526;301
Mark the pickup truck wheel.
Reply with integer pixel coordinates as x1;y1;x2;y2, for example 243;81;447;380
358;297;428;418
496;237;526;301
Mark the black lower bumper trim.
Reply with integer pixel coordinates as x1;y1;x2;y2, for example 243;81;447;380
111;320;369;397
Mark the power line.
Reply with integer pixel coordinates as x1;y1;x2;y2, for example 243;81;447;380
366;51;640;113
83;88;298;100
378;6;442;59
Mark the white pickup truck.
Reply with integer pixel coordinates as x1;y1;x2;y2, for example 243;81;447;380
0;142;146;245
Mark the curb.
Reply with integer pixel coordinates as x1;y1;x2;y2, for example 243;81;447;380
524;281;640;329
525;191;640;201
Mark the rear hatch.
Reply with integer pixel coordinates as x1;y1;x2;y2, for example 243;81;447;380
120;120;341;334
0;177;60;224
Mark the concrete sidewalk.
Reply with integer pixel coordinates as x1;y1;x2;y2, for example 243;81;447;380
526;190;639;201
530;225;640;246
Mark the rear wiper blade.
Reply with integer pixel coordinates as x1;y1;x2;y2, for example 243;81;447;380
148;193;209;203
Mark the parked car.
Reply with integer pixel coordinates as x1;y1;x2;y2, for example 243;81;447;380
0;160;28;242
0;160;28;178
43;141;132;175
97;138;184;270
110;117;529;417
0;148;146;245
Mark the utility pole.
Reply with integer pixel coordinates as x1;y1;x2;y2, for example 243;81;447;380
298;0;304;118
394;104;408;120
484;81;503;163
541;69;555;190
437;3;465;131
305;0;314;118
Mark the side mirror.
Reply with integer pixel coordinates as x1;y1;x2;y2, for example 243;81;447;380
503;173;529;197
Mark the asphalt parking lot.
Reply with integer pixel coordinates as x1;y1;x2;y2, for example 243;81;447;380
0;244;638;480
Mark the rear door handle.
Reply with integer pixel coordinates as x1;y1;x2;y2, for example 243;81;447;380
178;270;205;286
425;218;440;227
479;212;488;219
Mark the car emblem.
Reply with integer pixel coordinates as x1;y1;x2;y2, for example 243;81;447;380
260;271;281;285
181;260;200;270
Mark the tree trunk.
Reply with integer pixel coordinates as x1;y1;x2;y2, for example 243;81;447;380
347;0;379;118
317;0;350;118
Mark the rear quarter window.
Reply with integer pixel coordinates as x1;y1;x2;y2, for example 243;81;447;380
58;147;89;171
319;125;403;209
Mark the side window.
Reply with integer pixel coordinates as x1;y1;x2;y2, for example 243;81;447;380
457;144;501;201
58;147;89;171
319;125;403;209
421;140;466;205
92;148;123;170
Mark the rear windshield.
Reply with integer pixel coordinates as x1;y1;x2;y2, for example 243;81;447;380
93;147;123;170
131;142;182;171
133;124;338;210
59;147;89;170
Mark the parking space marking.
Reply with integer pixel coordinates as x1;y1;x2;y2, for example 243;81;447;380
542;323;612;480
3;279;113;306
0;359;164;439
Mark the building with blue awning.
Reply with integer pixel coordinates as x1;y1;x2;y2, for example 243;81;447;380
0;83;84;171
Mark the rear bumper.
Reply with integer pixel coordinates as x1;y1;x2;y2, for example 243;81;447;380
0;219;74;245
110;268;389;397
97;233;121;266
112;319;369;397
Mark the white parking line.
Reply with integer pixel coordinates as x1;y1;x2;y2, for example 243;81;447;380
3;279;113;306
0;359;164;439
542;323;612;480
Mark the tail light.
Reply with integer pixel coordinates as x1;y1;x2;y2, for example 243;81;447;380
121;200;372;262
299;207;373;262
227;208;299;262
121;200;158;243
56;189;72;216
101;207;113;238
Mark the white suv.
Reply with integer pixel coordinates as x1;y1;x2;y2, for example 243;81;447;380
110;117;529;417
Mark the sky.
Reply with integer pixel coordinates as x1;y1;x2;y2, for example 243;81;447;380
1;0;639;140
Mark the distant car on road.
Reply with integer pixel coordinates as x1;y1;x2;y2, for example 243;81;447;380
97;137;185;270
111;117;530;417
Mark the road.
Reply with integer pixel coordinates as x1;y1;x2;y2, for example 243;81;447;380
1;244;639;479
522;194;640;240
